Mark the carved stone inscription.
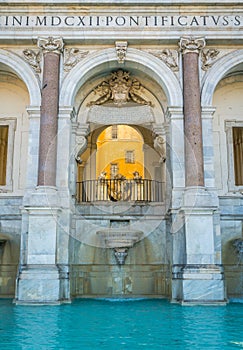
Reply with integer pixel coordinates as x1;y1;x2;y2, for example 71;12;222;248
1;15;242;28
88;105;154;125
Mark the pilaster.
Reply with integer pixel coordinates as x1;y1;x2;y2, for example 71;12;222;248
165;106;185;209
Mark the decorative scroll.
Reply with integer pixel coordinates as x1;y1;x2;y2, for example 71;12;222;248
147;49;179;71
88;70;151;107
179;36;205;54
201;49;219;70
154;135;166;163
38;36;64;54
64;48;89;71
75;135;87;164
115;41;128;64
23;49;41;73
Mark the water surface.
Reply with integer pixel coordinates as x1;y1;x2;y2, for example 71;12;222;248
0;298;243;349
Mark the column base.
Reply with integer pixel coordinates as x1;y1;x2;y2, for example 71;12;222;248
172;264;227;305
15;264;71;305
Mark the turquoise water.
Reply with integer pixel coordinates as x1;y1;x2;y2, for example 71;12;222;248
1;299;243;350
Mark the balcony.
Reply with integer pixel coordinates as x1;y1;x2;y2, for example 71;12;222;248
76;178;163;203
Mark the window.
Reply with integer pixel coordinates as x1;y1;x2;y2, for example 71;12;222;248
225;121;243;191
233;127;243;186
125;150;135;164
0;125;9;185
111;125;118;139
0;118;16;191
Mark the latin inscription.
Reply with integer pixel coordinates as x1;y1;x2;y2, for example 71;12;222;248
0;15;242;28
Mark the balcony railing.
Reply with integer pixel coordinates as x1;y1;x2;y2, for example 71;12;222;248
76;179;163;203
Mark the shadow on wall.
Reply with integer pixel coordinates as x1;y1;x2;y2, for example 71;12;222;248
223;238;243;299
0;233;19;297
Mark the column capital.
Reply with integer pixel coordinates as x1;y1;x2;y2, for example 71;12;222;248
179;37;205;55
38;36;64;55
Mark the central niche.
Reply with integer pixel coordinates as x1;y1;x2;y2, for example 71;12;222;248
96;125;144;180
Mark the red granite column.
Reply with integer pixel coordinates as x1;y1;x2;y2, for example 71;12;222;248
180;37;205;187
37;37;63;186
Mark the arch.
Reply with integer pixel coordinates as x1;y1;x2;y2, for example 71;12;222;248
60;48;182;107
201;49;243;106
0;49;41;105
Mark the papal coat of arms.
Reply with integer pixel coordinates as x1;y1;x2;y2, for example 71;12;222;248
88;70;151;107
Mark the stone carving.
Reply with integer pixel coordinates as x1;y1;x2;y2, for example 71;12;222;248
98;171;107;182
179;36;206;54
75;135;87;164
201;49;220;71
154;135;166;163
114;248;128;265
147;49;178;71
88;70;151;107
64;48;89;72
38;36;64;54
96;228;143;264
133;171;142;182
23;49;41;73
115;41;128;64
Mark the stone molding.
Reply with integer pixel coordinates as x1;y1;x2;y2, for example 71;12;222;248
0;49;41;105
201;49;243;106
179;37;205;55
225;120;243;193
87;104;154;125
0;118;16;193
60;48;183;107
115;41;128;64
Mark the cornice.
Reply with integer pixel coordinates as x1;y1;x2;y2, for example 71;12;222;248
1;0;243;6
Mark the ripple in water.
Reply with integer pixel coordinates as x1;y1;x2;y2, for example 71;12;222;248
0;299;243;349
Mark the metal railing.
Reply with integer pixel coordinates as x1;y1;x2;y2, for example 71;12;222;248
76;179;163;203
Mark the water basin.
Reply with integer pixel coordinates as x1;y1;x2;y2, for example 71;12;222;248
0;298;243;349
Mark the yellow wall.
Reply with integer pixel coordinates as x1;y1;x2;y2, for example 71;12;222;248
96;125;144;179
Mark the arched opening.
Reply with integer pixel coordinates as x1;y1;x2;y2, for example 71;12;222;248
96;125;144;180
76;124;163;203
70;65;169;298
211;62;243;300
74;68;166;203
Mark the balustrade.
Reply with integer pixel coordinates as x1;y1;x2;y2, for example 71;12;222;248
76;179;163;203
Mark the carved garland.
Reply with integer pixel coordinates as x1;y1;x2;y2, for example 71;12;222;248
64;48;89;72
147;49;179;71
22;49;41;73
